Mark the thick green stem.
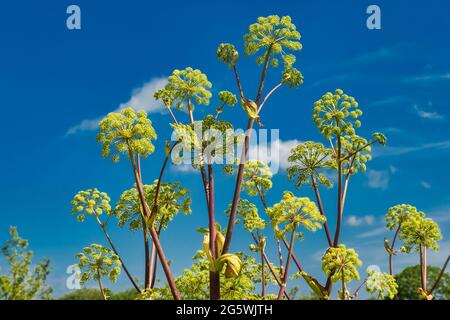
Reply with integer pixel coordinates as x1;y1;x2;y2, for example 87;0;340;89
341;276;347;300
208;163;220;300
261;251;291;300
257;185;305;273
149;241;157;288
333;136;343;247
311;176;333;247
389;224;401;276
250;232;290;300
137;155;151;290
94;215;140;292
277;224;297;300
261;249;266;297
143;223;151;289
420;245;427;292
222;46;273;254
97;270;107;300
128;148;180;300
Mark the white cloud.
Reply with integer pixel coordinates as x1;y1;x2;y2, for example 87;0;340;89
420;181;432;189
117;77;168;113
413;103;445;120
356;226;387;239
66;77;168;135
373;140;450;157
171;163;197;174
66;118;102;135
248;138;301;174
346;215;375;227
366;169;389;190
170;138;302;175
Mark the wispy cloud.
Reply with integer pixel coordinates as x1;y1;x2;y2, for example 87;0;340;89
356;226;387;239
413;102;445;120
427;204;450;224
405;72;450;82
66;77;168;135
420;181;432;189
373;140;450;157
350;47;397;65
367;95;409;108
309;46;402;89
346;215;375;227
366;169;389;190
309;72;361;88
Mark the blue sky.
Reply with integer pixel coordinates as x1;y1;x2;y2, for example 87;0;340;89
0;0;449;298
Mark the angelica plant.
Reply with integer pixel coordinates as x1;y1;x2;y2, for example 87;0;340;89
218;15;303;263
153;15;303;300
364;270;398;300
240;160;290;297
241;160;320;300
96;107;181;299
399;211;442;298
114;181;191;289
287;142;334;246
150;250;265;300
62;12;448;302
267;192;324;299
298;89;388;296
312;89;386;247
76;244;121;300
155;67;240;300
384;204;422;276
321;245;362;300
71;188;140;291
0;227;52;300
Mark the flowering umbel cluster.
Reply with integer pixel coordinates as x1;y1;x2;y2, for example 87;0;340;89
365;269;398;300
287;141;334;188
243;160;273;196
226;199;266;233
313;89;362;139
97;107;157;162
114;181;191;231
71;188;111;222
321;245;362;284
76;244;121;285
157;67;212;111
267;191;324;240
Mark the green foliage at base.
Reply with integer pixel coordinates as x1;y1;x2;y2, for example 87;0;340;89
59;288;139;300
0;227;52;300
395;265;450;300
